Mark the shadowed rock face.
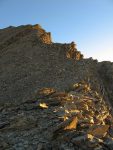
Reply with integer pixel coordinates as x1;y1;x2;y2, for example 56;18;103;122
98;61;113;107
0;24;113;150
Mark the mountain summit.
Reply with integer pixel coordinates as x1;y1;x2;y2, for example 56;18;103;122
0;24;113;150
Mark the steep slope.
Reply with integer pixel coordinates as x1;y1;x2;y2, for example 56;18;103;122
0;24;83;106
0;24;113;150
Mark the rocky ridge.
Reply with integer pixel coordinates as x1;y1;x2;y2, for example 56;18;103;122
0;24;113;150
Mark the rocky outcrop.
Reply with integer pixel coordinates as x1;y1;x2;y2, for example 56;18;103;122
0;24;113;150
32;24;52;44
66;42;83;60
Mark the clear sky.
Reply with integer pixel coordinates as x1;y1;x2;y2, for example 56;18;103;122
0;0;113;61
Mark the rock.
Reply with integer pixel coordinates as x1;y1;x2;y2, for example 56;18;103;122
72;134;94;144
50;116;78;134
50;92;68;99
66;42;83;60
64;116;78;130
39;103;48;109
88;125;109;138
37;88;56;97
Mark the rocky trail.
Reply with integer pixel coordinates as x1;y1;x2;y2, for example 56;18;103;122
1;83;113;150
0;24;113;150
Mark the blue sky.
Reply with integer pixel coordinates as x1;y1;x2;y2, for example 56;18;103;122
0;0;113;61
